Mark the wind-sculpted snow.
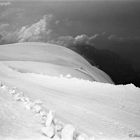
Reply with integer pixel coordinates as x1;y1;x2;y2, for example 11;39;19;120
0;42;113;84
0;82;94;140
0;42;140;140
0;77;140;140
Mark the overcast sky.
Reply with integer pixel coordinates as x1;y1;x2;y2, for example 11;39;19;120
1;0;139;35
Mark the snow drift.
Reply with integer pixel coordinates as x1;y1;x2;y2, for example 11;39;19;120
0;42;113;84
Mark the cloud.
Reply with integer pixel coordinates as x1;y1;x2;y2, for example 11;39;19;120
59;33;140;48
49;35;74;47
0;29;19;44
74;34;98;46
108;34;140;43
0;15;55;44
50;34;98;48
18;15;47;42
0;8;25;22
74;34;89;44
0;23;17;44
18;15;55;42
0;24;9;31
0;2;11;6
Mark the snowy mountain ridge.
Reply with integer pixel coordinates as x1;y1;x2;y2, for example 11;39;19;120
0;42;140;140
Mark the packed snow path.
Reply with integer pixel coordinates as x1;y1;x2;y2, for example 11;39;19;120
0;42;140;140
0;82;94;140
0;67;140;140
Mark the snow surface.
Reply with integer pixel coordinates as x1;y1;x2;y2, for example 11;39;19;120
0;42;140;140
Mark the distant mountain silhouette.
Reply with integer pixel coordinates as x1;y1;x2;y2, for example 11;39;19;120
67;43;140;87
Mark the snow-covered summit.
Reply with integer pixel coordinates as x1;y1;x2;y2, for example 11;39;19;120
0;42;113;84
0;42;140;140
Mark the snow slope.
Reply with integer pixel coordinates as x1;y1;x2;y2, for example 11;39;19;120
0;42;113;84
0;42;140;140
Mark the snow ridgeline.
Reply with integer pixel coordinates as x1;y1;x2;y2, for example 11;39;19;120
0;81;95;140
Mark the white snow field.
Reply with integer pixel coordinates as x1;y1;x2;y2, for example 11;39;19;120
0;42;140;140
